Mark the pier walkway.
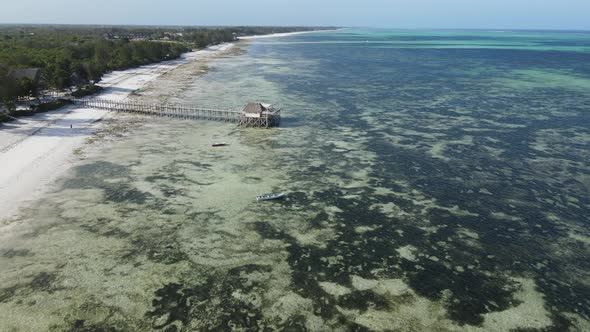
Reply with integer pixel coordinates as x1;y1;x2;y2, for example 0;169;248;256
72;98;281;128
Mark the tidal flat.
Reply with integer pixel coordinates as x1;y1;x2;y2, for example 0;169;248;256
1;29;590;331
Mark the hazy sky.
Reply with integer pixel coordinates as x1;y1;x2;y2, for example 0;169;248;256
1;0;589;30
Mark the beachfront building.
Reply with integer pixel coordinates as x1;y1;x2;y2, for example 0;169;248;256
7;68;43;100
8;68;42;84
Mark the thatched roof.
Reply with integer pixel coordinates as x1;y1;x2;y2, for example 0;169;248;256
242;102;271;114
8;68;42;82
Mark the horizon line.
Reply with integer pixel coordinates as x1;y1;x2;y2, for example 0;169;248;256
0;23;589;32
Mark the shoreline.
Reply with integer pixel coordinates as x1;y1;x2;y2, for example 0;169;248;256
0;43;235;222
0;28;337;221
237;28;342;40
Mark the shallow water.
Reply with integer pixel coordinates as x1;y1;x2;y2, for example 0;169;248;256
1;29;590;331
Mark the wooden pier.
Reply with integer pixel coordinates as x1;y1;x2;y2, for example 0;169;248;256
72;98;281;128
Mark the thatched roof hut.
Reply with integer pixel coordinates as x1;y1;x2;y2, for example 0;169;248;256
8;68;42;83
242;102;272;118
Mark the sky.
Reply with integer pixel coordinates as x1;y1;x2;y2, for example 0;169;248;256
1;0;590;30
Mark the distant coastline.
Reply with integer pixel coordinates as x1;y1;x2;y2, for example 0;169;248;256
238;28;343;40
0;26;338;119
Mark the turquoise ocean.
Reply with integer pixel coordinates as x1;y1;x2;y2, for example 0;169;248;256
1;29;590;331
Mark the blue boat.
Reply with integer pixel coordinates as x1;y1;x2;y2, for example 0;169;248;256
256;192;285;201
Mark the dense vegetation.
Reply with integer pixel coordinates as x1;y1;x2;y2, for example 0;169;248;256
0;25;333;113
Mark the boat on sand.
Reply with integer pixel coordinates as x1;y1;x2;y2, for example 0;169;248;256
256;193;285;201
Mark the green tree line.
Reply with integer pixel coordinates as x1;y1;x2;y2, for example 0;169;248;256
0;25;334;112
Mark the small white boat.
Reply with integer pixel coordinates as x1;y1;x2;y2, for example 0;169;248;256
256;193;285;201
211;142;227;147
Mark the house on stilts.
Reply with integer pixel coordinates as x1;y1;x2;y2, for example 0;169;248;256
238;102;281;128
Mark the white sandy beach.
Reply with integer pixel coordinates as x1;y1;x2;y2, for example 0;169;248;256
237;29;340;40
0;43;234;221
